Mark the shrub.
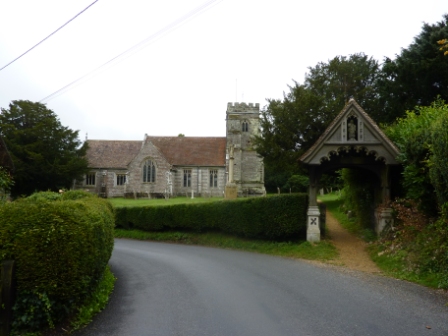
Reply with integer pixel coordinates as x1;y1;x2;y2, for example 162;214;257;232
115;194;308;241
0;192;114;331
61;190;97;201
378;199;448;288
385;99;448;215
25;190;62;202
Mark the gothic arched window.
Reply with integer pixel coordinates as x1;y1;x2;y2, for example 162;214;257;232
242;121;249;132
143;159;156;182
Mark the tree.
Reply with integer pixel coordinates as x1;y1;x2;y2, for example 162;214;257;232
0;100;89;197
377;15;448;123
254;53;380;191
304;53;380;119
438;39;448;55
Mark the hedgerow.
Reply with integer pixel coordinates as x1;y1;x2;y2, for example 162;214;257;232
0;191;114;332
115;193;308;241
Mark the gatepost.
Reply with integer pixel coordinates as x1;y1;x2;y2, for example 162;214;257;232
0;260;15;336
307;206;321;242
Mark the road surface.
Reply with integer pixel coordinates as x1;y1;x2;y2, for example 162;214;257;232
75;239;448;336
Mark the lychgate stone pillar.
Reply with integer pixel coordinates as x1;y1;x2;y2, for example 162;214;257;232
307;206;321;242
375;166;394;234
307;168;321;242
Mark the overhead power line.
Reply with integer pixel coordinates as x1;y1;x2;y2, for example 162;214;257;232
0;0;99;72
40;0;223;103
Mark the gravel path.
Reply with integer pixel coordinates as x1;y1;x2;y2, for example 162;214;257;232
325;209;381;274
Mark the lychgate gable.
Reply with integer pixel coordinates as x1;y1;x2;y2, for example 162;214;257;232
299;99;400;242
300;99;399;166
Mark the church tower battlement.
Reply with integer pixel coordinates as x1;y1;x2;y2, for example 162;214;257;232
226;102;265;196
227;102;260;113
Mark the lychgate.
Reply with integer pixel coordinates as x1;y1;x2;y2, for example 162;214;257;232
299;99;400;242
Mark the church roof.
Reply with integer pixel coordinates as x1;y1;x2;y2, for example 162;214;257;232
86;140;142;169
145;136;226;166
86;136;226;169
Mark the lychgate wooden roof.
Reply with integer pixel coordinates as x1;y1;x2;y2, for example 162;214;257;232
299;99;400;166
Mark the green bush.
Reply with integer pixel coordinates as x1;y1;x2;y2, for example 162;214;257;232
385;99;448;215
0;192;114;331
429;114;448;206
61;190;97;201
25;190;62;202
115;194;308;241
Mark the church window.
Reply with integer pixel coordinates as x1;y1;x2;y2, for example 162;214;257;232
183;169;191;187
86;173;96;186
209;170;218;188
242;121;249;132
116;174;127;185
143;159;156;183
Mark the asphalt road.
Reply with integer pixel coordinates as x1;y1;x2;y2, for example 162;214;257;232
75;239;448;336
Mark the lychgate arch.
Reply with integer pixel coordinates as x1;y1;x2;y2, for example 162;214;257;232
299;99;400;242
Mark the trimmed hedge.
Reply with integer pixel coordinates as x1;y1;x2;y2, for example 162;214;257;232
115;193;308;240
0;191;114;331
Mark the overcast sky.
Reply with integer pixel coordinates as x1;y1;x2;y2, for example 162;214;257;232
0;0;447;140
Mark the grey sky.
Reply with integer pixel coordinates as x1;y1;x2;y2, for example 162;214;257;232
0;0;447;140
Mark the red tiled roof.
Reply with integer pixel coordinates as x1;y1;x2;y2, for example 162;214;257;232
146;136;226;166
85;137;227;169
86;140;142;169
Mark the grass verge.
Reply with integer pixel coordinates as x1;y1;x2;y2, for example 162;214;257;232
115;229;338;261
69;266;116;332
367;245;442;288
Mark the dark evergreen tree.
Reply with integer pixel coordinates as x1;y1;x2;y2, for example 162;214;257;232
254;53;380;191
0;100;88;197
377;14;448;123
305;53;380;119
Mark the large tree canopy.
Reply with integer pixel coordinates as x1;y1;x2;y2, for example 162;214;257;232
254;53;380;191
377;14;448;123
0;100;88;197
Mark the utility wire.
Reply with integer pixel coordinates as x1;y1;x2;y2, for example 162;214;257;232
0;0;99;72
40;0;222;103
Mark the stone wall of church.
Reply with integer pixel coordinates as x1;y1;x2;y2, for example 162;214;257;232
126;139;171;197
172;166;226;197
77;169;129;198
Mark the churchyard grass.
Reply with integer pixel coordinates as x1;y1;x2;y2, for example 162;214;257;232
108;196;224;207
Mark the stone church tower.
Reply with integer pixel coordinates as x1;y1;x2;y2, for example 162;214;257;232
226;102;265;196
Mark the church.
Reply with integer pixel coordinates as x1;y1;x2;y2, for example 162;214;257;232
76;102;265;198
